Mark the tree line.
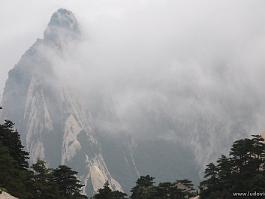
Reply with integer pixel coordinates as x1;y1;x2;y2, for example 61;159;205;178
199;134;265;199
0;120;87;199
1;117;265;199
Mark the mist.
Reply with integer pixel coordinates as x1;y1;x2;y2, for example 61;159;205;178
2;0;265;170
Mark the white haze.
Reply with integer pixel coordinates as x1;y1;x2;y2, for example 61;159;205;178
1;0;265;168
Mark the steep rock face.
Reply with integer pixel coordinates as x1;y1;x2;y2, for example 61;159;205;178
0;8;200;195
0;192;18;199
0;9;126;195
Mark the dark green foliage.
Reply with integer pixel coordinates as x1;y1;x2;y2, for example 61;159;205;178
0;120;33;199
130;176;196;199
53;165;88;199
0;118;87;199
93;182;112;199
0;120;29;169
154;182;183;199
200;135;265;199
31;160;60;199
92;182;128;199
131;175;156;199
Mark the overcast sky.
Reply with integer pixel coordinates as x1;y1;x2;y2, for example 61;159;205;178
1;0;265;100
0;0;141;98
1;0;265;166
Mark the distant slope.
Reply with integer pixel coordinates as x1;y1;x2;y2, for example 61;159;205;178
0;192;17;199
0;8;200;195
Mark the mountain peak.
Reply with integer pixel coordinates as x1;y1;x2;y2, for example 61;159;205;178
44;8;80;44
48;9;79;31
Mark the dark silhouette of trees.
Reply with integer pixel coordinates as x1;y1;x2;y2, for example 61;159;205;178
130;175;196;199
0;120;29;169
53;165;87;199
0;120;33;198
0;117;87;199
131;175;156;199
3;107;264;199
92;182;128;199
200;135;265;199
31;160;60;199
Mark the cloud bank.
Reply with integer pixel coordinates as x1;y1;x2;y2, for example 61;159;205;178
2;0;265;168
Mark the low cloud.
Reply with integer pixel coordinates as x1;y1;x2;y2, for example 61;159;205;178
2;0;265;168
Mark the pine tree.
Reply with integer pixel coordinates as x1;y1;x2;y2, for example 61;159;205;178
0;120;29;169
31;160;59;199
0;116;89;199
200;163;220;199
131;175;156;199
111;190;128;199
154;182;184;199
0;120;33;199
93;182;112;199
200;134;265;199
92;182;127;199
53;165;88;199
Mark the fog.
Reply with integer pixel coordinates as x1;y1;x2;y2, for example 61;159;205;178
2;0;265;168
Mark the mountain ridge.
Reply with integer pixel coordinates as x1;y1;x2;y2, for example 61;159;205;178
0;8;200;195
0;8;125;195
